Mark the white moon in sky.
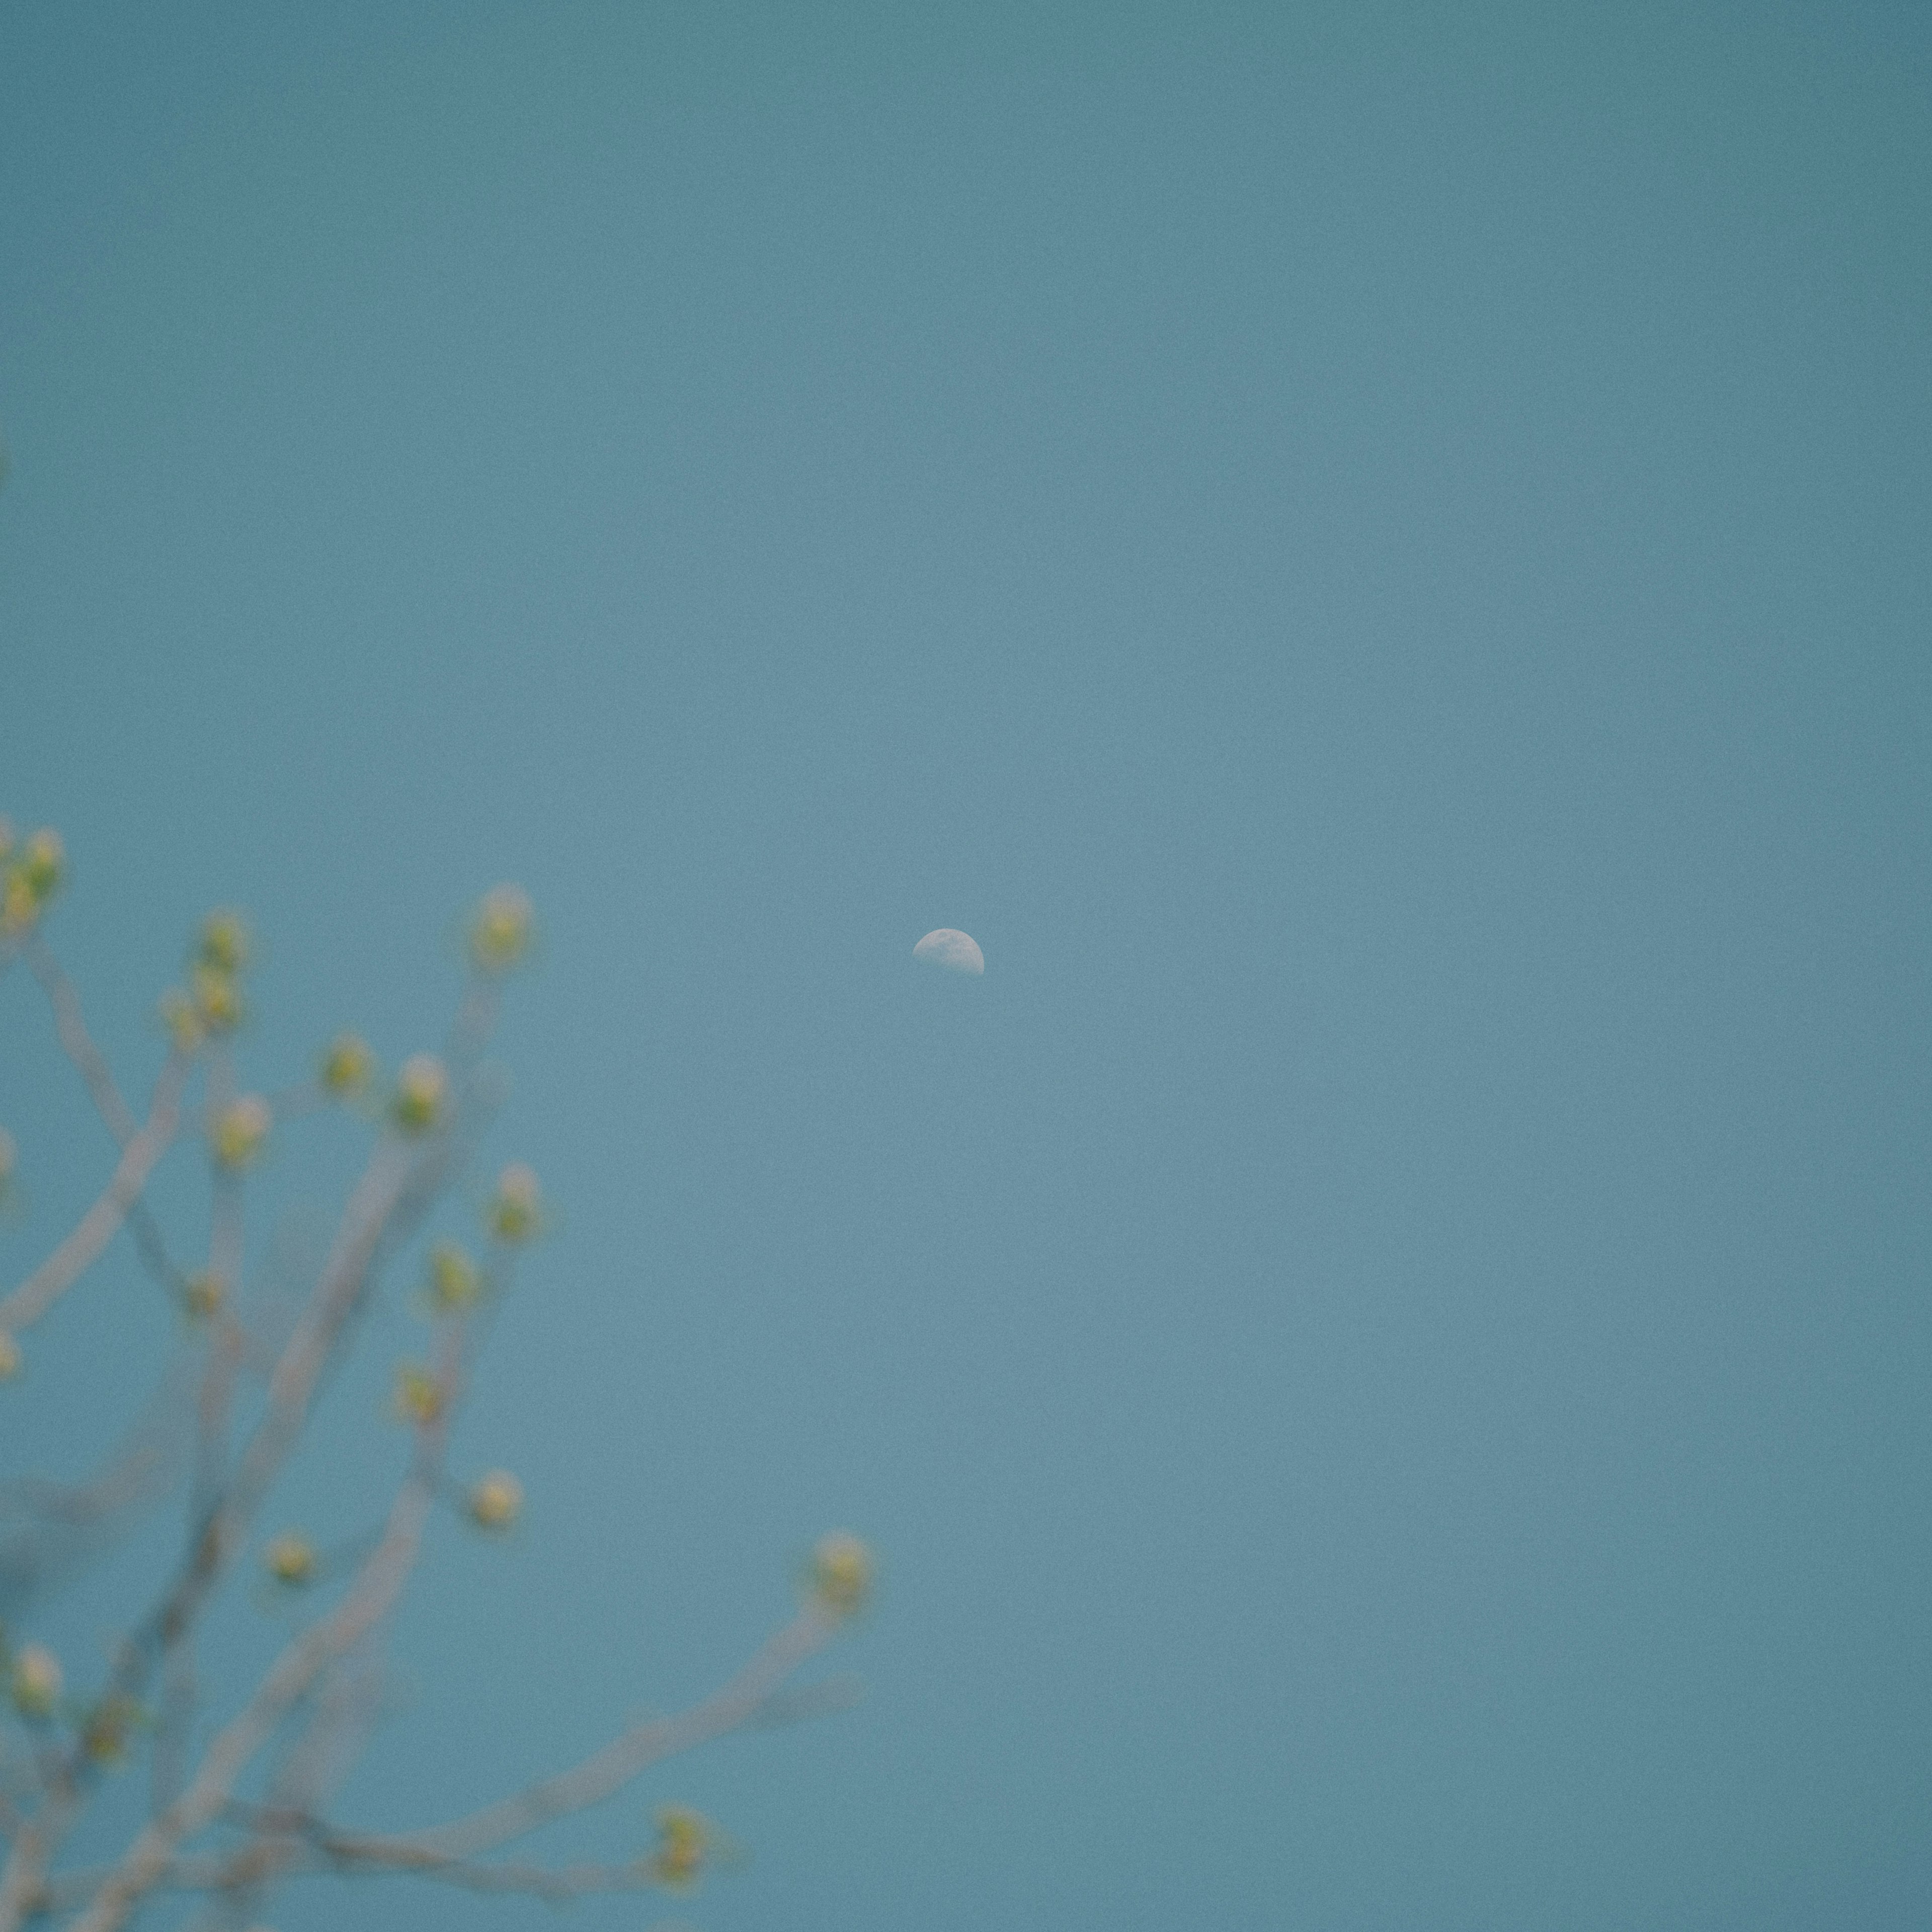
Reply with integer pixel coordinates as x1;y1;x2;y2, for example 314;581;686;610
913;928;985;976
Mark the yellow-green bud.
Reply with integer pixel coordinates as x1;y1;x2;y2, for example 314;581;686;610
159;988;205;1052
79;1693;139;1766
10;1644;61;1721
646;1807;715;1893
211;1095;272;1171
486;1162;542;1243
262;1531;317;1587
0;876;32;934
426;1240;481;1312
1;828;62;934
0;1332;19;1382
319;1031;375;1098
468;883;534;976
392;1054;448;1135
195;909;252;975
806;1531;873;1619
467;1469;523;1531
183;1272;228;1321
18;829;62;898
393;1363;444;1426
190;963;245;1035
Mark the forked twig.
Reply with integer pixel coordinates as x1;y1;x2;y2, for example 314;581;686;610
0;1054;189;1337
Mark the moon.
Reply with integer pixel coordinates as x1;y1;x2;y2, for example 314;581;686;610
913;928;985;976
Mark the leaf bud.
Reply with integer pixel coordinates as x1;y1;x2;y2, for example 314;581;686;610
646;1807;716;1893
195;908;252;975
262;1531;317;1588
10;1643;61;1722
319;1031;375;1098
486;1162;543;1243
467;1470;523;1531
468;883;535;976
426;1241;481;1313
806;1531;874;1620
190;963;246;1035
391;1054;448;1135
183;1272;228;1321
211;1095;272;1171
393;1363;445;1426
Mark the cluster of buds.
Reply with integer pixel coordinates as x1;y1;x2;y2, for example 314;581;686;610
261;1531;317;1589
486;1162;543;1243
3;1634;143;1762
391;1053;448;1136
468;882;535;977
466;1469;523;1532
425;1241;482;1314
210;1094;272;1172
0;824;64;937
160;909;256;1050
9;1642;62;1722
642;1806;722;1893
805;1531;875;1621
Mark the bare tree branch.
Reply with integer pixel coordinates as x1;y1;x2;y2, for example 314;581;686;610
0;1359;198;1618
335;1604;840;1868
21;935;137;1146
42;1618;853;1916
152;1320;247;1818
0;1053;189;1336
0;1114;456;1928
63;1319;468;1932
4;884;865;1932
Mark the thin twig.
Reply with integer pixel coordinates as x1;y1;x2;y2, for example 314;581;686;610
0;1359;199;1620
335;1604;840;1867
153;1321;246;1817
22;935;137;1145
0;1053;189;1336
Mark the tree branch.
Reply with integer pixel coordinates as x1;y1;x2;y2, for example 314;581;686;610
63;1318;465;1932
333;1604;840;1868
0;1053;189;1336
21;935;137;1146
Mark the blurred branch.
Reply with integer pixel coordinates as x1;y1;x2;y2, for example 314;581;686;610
49;1842;666;1910
1;875;865;1932
21;935;136;1145
0;1361;198;1619
43;1617;853;1914
24;936;193;1294
0;1053;188;1336
0;1045;491;1927
152;1320;246;1818
101;1032;500;1736
323;1849;666;1903
63;1321;468;1932
334;1604;841;1867
0;1786;78;1926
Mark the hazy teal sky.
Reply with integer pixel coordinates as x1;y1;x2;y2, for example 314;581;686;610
3;4;1929;1928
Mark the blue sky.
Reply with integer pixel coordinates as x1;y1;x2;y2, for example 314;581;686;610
2;4;1929;1928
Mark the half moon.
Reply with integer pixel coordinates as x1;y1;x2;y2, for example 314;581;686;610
913;929;985;976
